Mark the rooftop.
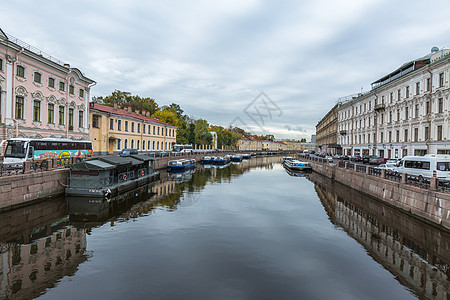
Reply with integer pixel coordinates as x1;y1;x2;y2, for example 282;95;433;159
89;102;177;128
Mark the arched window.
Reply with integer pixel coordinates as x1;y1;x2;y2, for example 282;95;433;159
148;140;151;150
157;141;159;150
124;139;128;149
117;139;121;150
131;139;135;148
137;140;140;150
142;140;146;150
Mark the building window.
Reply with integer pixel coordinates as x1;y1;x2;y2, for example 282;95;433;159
48;103;55;124
158;127;160;135
389;111;392;123
415;104;419;118
396;130;400;143
131;139;135;148
15;96;24;119
0;58;3;71
143;124;146;134
79;110;84;128
426;101;430;114
389;92;393;103
414;128;418;141
381;96;385;104
148;141;151;150
117;139;121;150
380;132;383;143
439;73;444;87
148;125;151;134
34;72;42;84
132;122;135;132
79;89;84;98
397;89;401;101
59;81;65;91
92;115;99;128
69;85;74;95
68;108;74;130
405;107;409;119
138;123;140;133
416;82;420;95
424;127;429;141
397;109;400;121
59;106;65;125
33;100;41;122
110;119;114;130
153;141;155;150
48;77;55;88
381;114;384;124
124;139;128;149
118;120;122;131
426;78;431;91
438;98;443;113
404;129;408;142
157;141;160;150
125;121;128;131
405;86;409;98
137;140;140;150
388;131;392;143
153;126;156;135
143;140;146;150
16;65;25;78
437;125;443;141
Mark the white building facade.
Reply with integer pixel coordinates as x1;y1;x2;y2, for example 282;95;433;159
338;46;450;158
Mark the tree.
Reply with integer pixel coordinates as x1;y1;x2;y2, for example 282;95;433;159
300;138;306;143
151;107;179;127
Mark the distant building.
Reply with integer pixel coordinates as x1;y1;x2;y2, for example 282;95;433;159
0;28;95;141
316;104;340;154
89;103;177;155
311;135;316;144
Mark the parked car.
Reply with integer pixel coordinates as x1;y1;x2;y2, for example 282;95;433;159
386;158;400;165
369;156;386;165
362;155;373;164
325;156;333;162
350;155;362;162
375;163;397;171
119;148;138;157
341;155;350;160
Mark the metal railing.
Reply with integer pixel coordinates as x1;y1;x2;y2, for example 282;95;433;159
406;174;430;189
356;165;366;173
368;167;381;177
346;163;354;170
386;170;401;182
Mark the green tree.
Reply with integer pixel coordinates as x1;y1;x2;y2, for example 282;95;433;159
151;107;179;127
300;138;306;143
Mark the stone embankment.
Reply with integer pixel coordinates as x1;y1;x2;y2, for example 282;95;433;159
302;156;450;230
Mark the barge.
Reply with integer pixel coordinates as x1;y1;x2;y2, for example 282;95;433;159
65;154;159;198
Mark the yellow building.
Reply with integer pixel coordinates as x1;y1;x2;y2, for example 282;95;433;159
89;103;177;155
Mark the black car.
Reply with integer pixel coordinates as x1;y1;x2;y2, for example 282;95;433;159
362;155;373;164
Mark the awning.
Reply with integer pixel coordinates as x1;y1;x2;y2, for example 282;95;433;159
68;159;115;171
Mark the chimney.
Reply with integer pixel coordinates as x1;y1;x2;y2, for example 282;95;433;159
113;101;118;110
142;110;147;116
128;106;132;113
146;111;150;117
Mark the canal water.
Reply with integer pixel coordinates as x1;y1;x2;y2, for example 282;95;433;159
0;156;449;299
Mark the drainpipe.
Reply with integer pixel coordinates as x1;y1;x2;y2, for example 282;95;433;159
426;66;433;154
12;47;25;138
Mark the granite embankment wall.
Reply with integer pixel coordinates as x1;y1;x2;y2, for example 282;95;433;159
308;160;450;230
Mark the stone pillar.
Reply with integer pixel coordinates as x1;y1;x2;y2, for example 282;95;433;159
366;165;370;174
344;162;348;169
430;177;438;191
23;160;32;174
401;173;407;184
52;158;58;168
381;169;386;178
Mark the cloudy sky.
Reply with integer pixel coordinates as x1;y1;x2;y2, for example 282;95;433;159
4;0;450;140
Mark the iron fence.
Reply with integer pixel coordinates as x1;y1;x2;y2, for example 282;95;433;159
356;165;366;173
438;180;450;192
346;163;354;170
369;167;381;177
338;161;345;168
386;170;401;182
406;174;430;189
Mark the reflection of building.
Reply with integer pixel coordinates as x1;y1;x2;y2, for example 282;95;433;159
0;28;95;141
0;226;87;299
338;46;450;158
89;103;177;155
311;172;450;299
316;104;340;154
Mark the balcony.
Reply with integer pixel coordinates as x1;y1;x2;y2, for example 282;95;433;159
374;104;385;111
340;130;347;135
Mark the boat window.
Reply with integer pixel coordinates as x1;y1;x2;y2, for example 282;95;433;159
437;162;450;171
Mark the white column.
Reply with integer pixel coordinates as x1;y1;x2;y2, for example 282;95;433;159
5;57;13;126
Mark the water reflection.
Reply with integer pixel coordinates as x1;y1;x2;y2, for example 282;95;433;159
0;198;87;299
309;172;450;299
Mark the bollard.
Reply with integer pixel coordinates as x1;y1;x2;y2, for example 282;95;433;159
344;162;348;169
366;165;370;174
430;177;438;191
354;164;358;172
47;159;54;170
52;158;58;168
381;169;386;179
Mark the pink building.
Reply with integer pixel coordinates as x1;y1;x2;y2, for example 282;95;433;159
0;28;95;141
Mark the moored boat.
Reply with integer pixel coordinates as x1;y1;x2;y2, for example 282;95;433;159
283;159;312;171
213;156;231;165
231;154;243;162
200;156;215;164
167;158;196;172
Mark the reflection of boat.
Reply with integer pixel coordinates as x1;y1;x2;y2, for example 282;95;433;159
169;168;196;182
283;159;312;171
66;154;159;198
167;159;196;172
242;154;251;159
231;154;243;162
284;166;310;177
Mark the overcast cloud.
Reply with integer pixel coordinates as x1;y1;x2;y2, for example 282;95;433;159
4;0;450;140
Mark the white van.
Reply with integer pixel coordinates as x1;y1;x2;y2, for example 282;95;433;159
395;154;450;180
